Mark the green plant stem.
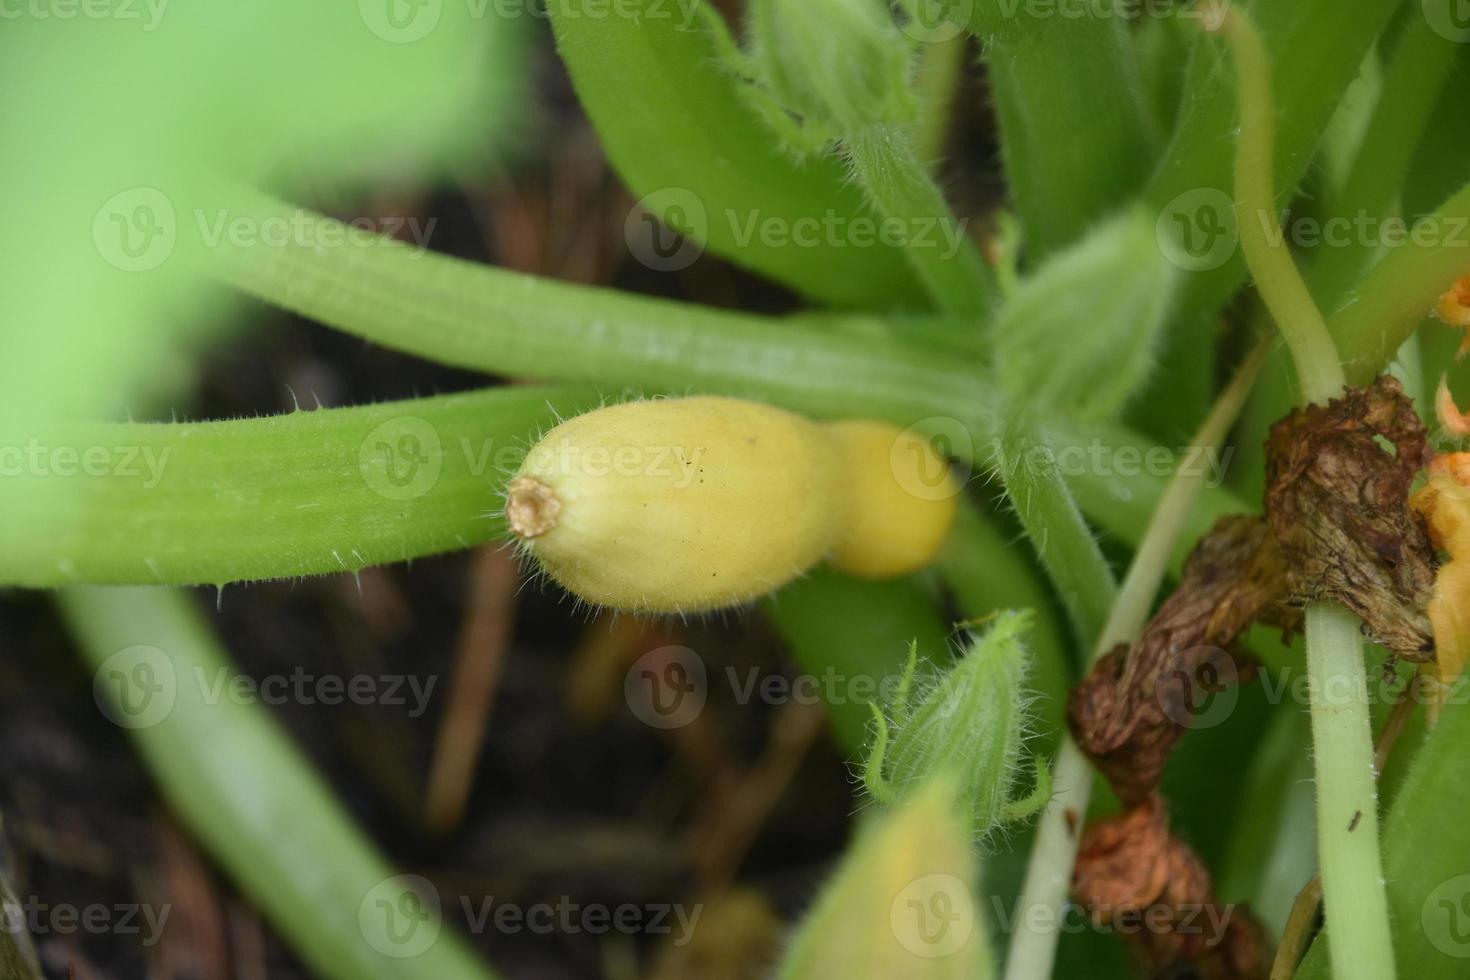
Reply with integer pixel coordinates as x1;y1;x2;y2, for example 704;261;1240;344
209;191;993;426
1302;602;1395;980
58;586;495;980
0;386;598;587
203;192;1252;536
989;419;1117;645
843;124;993;315
1223;9;1345;404
1221;9;1394;978
1296;675;1470;979
1101;337;1268;645
939;499;1073;745
1003;341;1266;980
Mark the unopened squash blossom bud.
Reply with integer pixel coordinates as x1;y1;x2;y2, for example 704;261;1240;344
862;610;1049;839
504;396;958;614
775;775;989;979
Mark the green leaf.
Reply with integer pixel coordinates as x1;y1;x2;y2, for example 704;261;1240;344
548;0;927;309
1402;46;1470;219
1311;6;1462;312
1144;0;1401;324
744;0;916;140
966;0;1156;259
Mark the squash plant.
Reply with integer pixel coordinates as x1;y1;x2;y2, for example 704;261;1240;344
8;0;1470;978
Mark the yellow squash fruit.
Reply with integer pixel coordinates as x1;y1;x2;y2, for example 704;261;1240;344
505;396;958;614
825;419;959;579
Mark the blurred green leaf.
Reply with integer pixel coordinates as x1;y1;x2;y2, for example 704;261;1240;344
60;586;495;980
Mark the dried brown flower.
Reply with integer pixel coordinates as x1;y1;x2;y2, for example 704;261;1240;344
1068;515;1291;803
1264;375;1437;658
1073;795;1269;980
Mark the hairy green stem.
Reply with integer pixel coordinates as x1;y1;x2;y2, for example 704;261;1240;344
1303;602;1395;980
1222;9;1344;404
209;191;992;427
1221;8;1394;977
939;499;1074;743
0;386;598;587
843;124;993;315
989;419;1117;645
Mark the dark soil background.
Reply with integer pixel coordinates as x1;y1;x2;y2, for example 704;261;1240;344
0;29;1010;980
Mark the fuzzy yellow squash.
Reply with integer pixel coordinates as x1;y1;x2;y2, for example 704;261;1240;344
506;397;958;613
